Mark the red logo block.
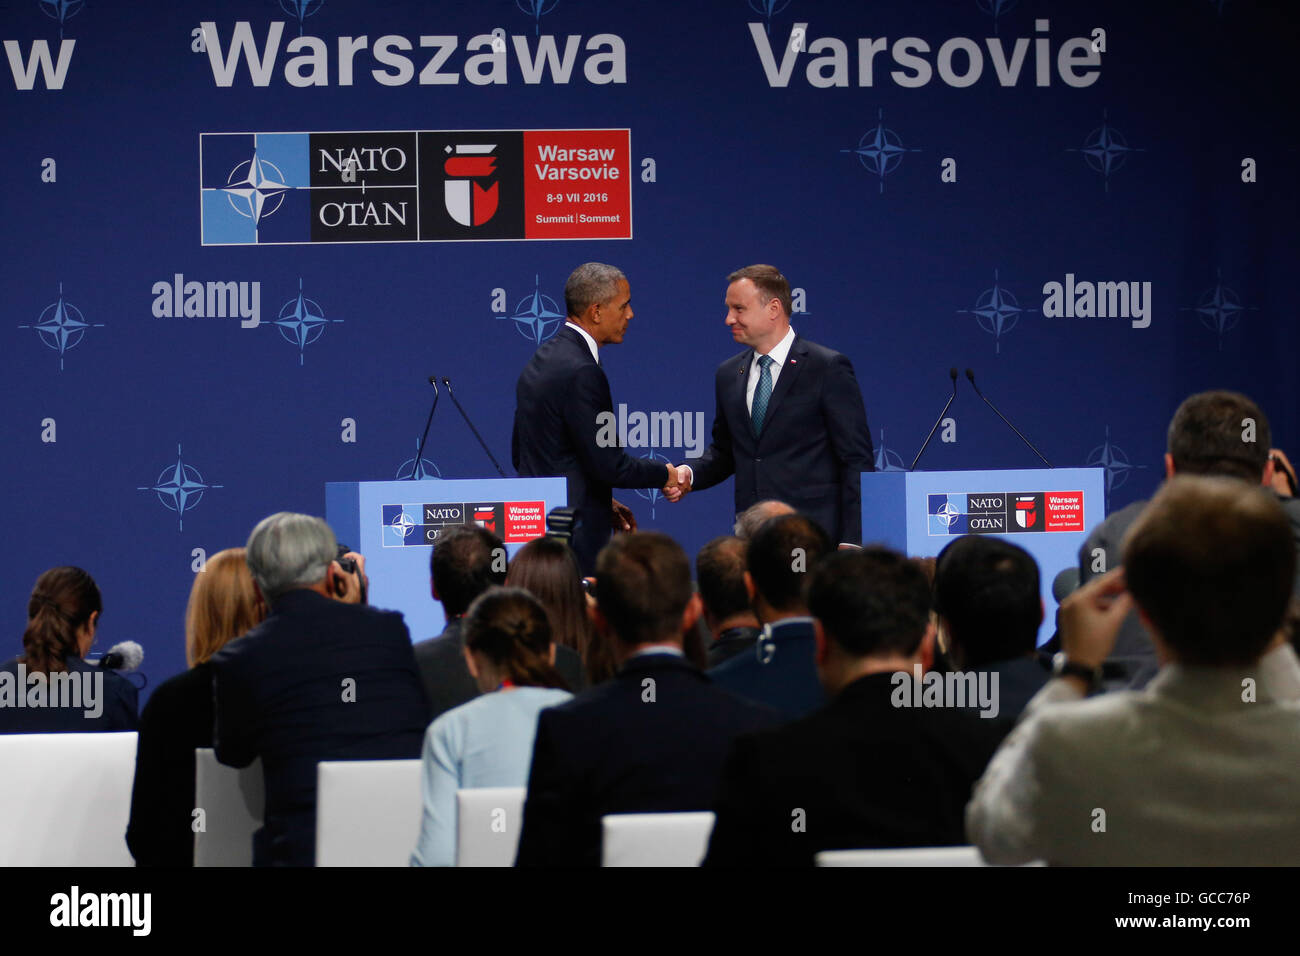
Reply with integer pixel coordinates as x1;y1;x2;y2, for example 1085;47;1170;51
504;501;547;542
1044;492;1085;532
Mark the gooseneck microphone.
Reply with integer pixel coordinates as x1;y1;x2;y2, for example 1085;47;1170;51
411;376;441;481
442;376;507;478
965;368;1053;467
910;367;959;471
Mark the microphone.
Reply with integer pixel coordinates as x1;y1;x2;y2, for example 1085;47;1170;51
964;368;1053;468
411;375;441;481
910;367;959;471
1052;567;1080;603
97;641;143;672
442;376;507;478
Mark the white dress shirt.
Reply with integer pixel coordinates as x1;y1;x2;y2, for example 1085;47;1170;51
745;326;797;414
565;321;599;363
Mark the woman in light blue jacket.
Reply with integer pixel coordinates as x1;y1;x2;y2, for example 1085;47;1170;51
411;587;572;866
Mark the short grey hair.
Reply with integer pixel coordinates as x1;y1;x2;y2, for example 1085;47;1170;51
733;499;796;540
564;262;625;318
246;512;337;600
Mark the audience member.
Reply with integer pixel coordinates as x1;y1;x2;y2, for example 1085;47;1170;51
504;536;595;676
709;515;831;718
0;567;137;733
969;476;1300;865
515;533;776;867
933;535;1049;722
1270;448;1297;497
127;548;264;866
733;499;795;540
414;526;585;719
411;588;572;867
210;513;430;866
703;547;1007;867
696;536;761;667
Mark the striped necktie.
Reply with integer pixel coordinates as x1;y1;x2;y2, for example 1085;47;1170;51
751;354;775;437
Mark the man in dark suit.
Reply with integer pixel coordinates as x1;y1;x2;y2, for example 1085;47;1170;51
512;262;679;574
696;536;761;667
211;513;431;867
674;265;874;544
515;533;777;867
708;514;832;718
412;524;585;719
703;547;1006;867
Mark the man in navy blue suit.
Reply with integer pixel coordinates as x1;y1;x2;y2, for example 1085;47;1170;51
674;265;874;544
512;262;679;574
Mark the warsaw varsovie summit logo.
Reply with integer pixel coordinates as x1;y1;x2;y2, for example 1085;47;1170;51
19;282;103;371
137;444;223;531
443;144;500;227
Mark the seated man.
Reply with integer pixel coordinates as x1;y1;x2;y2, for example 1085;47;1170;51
703;548;1007;867
211;512;430;866
933;535;1049;723
968;476;1300;865
515;532;776;867
696;536;761;668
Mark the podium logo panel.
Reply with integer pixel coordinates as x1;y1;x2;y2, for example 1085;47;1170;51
382;500;547;546
928;491;1084;536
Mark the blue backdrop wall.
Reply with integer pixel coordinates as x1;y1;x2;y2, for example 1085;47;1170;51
3;0;1295;700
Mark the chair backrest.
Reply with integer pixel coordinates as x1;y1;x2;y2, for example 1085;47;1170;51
600;812;715;867
193;748;264;867
315;759;422;867
815;846;987;867
454;787;527;867
0;732;138;866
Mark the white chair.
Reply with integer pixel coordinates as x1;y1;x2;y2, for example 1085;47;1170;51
601;812;715;867
0;732;138;866
816;846;987;867
193;749;263;867
315;759;421;866
454;787;527;866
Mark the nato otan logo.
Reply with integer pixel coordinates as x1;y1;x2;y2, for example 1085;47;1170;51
395;440;442;481
137;444;223;531
840;109;922;194
19;282;103;370
271;279;342;365
873;429;908;472
958;269;1037;353
491;275;564;344
1085;426;1146;508
633;450;673;520
1180;269;1257;351
518;0;560;36
1068;109;1144;192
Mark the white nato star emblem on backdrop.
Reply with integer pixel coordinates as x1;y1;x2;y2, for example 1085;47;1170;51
223;154;289;222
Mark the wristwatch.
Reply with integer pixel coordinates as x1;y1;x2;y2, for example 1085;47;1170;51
1051;652;1101;692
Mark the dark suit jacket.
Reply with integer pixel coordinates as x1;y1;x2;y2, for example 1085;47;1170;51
689;335;874;544
703;672;1007;867
412;616;587;721
210;590;430;867
707;625;761;669
512;325;668;574
515;653;778;867
708;619;826;720
0;655;137;734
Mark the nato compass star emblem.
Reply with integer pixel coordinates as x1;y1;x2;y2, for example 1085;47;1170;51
280;0;324;37
138;444;223;531
395;439;443;481
389;510;417;541
1179;269;1257;351
517;0;559;36
873;428;908;472
958;269;1038;354
633;450;673;520
501;275;565;344
1085;426;1146;509
748;0;792;36
39;0;83;39
936;501;961;528
273;279;342;365
976;0;1017;34
840;109;922;194
1068;109;1145;193
19;282;103;370
223;153;289;223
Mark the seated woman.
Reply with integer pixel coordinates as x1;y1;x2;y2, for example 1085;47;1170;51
126;548;264;866
410;587;572;867
504;535;604;685
0;567;137;733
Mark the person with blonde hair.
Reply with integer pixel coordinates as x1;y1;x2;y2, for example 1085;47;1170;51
126;548;263;866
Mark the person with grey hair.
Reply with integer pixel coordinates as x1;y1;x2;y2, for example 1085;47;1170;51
732;499;796;540
211;512;430;866
512;262;679;574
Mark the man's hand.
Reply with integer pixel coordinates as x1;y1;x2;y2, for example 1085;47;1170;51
611;498;637;533
663;464;691;503
332;552;369;605
1059;566;1133;670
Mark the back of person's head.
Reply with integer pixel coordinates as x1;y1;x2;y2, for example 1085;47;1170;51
463;587;568;691
594;533;692;647
696;536;751;626
186;547;263;667
504;536;594;659
245;512;337;602
432;524;506;618
934;536;1042;668
21;567;102;674
1124;475;1295;667
747;514;831;612
808;548;932;659
733;499;795;540
1167;390;1271;483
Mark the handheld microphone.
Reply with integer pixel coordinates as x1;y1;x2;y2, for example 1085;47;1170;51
411;376;441;481
98;641;143;672
442;376;508;478
965;368;1053;467
910;368;959;471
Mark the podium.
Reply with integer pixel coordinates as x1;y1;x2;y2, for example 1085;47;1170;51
326;477;568;642
861;468;1106;646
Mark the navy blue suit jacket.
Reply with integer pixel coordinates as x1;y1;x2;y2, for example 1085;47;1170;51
689;335;874;544
515;653;778;867
210;590;430;866
512;325;668;574
708;619;826;720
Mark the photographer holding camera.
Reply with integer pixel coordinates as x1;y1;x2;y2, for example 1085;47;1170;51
211;512;430;867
